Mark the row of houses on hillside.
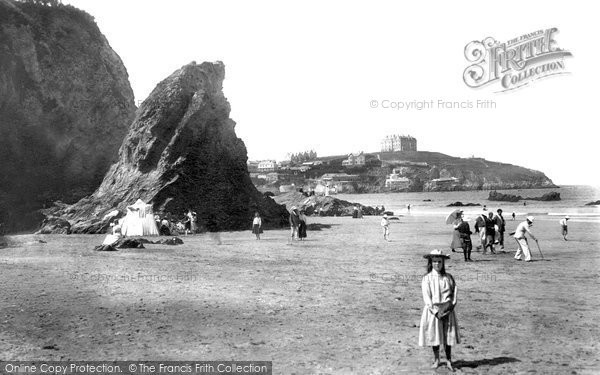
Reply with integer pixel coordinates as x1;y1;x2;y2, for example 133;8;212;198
248;152;370;173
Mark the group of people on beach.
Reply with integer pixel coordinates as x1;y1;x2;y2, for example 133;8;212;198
417;208;574;370
288;206;308;241
153;209;197;236
250;206;308;242
449;208;508;261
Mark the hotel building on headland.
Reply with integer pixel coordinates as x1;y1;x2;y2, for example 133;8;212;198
257;160;278;172
381;135;417;152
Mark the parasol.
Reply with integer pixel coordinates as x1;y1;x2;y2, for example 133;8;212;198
445;209;463;225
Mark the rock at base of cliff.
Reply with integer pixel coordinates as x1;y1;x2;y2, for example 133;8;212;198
488;190;561;202
447;202;481;207
36;216;71;234
273;191;378;217
527;192;561;201
488;191;523;202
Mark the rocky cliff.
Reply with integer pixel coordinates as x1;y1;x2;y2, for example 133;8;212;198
43;62;288;233
378;151;557;191
300;151;557;193
0;0;136;231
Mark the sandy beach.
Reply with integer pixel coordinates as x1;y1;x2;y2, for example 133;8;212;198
1;214;599;374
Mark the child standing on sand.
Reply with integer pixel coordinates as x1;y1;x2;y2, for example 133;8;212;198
419;249;460;371
380;214;390;241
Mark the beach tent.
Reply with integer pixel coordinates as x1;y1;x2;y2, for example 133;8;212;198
120;199;159;236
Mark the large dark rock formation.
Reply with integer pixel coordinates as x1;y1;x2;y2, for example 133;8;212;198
527;192;561;201
488;191;523;202
446;202;481;207
273;191;378;217
0;0;136;231
488;190;561;202
43;62;288;233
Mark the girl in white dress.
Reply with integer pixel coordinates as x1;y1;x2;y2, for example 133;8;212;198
419;249;460;371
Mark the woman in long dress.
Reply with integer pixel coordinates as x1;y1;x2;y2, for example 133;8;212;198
419;249;460;371
298;211;307;240
289;206;300;241
450;210;463;252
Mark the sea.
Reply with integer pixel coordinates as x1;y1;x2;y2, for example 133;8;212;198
336;185;600;223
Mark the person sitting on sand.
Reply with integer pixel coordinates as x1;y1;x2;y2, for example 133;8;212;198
513;216;537;262
159;218;171;236
419;249;460;371
102;219;122;246
380;213;390;241
559;215;569;241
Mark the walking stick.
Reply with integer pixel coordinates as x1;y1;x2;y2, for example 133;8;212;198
535;239;544;259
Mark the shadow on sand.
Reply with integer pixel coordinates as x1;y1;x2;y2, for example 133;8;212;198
454;356;520;369
306;223;336;231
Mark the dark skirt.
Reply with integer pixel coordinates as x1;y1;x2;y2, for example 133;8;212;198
252;224;262;234
298;221;307;239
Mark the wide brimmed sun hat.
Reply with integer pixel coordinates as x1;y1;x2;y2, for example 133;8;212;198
565;215;570;220
526;216;535;222
423;249;450;259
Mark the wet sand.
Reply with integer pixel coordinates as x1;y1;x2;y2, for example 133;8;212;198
1;215;599;374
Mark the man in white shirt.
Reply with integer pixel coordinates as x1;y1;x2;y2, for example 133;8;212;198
381;214;390;241
514;216;537;262
559;215;569;241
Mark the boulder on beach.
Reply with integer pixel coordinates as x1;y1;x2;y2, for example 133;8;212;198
488;190;561;202
446;202;481;207
527;192;561;201
273;191;378;217
41;62;288;233
488;191;523;202
114;239;145;249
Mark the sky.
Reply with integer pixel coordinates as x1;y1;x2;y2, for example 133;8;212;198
63;0;599;186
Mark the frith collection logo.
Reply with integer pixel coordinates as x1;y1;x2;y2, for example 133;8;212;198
463;28;572;92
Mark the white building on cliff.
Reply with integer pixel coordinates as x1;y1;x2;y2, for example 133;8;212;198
381;135;417;152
